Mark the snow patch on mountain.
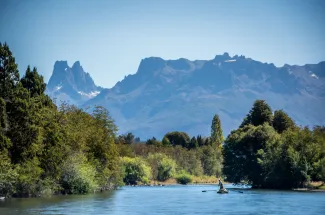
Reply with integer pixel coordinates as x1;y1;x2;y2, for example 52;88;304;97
311;73;319;79
78;91;100;98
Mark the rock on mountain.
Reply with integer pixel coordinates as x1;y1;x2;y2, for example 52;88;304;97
46;61;104;105
83;53;325;140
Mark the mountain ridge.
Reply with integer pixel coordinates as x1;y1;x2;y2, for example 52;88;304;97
46;54;325;139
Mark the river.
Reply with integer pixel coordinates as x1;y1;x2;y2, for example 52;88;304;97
1;184;325;215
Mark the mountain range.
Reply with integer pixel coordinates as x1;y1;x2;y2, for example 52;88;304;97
46;53;325;139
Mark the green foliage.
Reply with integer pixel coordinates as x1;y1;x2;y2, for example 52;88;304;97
223;100;325;189
175;171;193;185
0;42;20;100
240;100;273;127
0;98;6;129
189;136;198;149
273;110;295;133
319;158;325;182
223;123;280;187
15;157;43;196
120;157;151;185
200;145;222;177
211;114;224;147
147;153;177;181
60;153;98;194
163;131;190;148
146;136;162;147
0;44;123;197
21;66;46;97
0;151;18;197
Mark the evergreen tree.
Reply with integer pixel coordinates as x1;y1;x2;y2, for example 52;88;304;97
0;42;20;100
163;131;190;148
21;66;46;97
240;100;273;127
211;114;224;147
272;110;295;133
197;135;204;147
189;136;198;149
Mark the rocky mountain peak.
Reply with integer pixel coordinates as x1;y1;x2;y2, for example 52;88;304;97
46;61;103;105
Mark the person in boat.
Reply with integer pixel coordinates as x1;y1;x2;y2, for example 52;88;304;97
218;179;224;189
217;178;228;193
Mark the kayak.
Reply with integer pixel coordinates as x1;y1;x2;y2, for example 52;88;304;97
217;189;229;194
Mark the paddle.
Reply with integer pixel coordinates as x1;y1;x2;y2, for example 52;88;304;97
202;189;244;193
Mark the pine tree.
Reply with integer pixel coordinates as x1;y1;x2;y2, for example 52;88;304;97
211;114;224;147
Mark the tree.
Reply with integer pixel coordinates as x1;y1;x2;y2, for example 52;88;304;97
189;136;198;149
21;66;46;97
124;132;135;144
240;100;273;127
197;135;204;147
222;124;280;187
272;110;295;133
0;42;20;100
200;145;222;176
0;98;6;129
146;137;162;147
211;114;224;147
147;153;177;181
163;131;190;149
92;106;118;137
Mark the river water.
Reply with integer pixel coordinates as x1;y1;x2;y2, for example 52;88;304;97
1;184;325;215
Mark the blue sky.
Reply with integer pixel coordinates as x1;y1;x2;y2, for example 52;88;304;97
0;0;324;88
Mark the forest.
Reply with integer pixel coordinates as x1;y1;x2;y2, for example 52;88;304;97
1;42;324;198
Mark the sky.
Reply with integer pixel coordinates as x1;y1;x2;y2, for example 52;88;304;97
0;0;324;88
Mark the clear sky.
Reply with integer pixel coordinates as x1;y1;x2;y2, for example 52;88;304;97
0;0;324;88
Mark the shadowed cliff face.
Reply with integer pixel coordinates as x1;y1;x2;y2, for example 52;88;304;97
46;61;104;105
47;54;325;139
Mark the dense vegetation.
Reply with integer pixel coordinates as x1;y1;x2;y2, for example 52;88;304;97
0;43;121;197
223;100;325;189
0;42;324;198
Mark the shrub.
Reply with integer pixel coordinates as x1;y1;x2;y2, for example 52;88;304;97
176;171;193;185
0;151;18;197
60;153;98;194
147;153;177;181
120;157;151;185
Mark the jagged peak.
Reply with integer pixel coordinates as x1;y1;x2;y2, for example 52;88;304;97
54;60;69;70
136;57;166;74
213;52;232;61
72;61;81;68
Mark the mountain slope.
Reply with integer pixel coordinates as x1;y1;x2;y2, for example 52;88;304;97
84;54;325;139
46;61;104;105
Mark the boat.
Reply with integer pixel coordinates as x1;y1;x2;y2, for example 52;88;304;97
217;188;229;194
